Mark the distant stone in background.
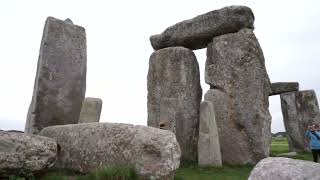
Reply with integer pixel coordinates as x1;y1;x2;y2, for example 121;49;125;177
280;90;320;152
271;131;286;138
198;101;222;167
79;97;102;123
150;6;254;50
40;123;181;180
147;47;202;162
276;152;298;158
205;29;271;165
269;82;299;96
25;17;87;134
248;157;320;180
0;131;57;178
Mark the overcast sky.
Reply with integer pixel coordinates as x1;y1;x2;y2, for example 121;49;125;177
0;0;319;133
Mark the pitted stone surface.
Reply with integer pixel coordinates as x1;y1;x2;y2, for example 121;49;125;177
79;97;102;123
150;6;254;50
205;29;271;165
25;17;86;134
147;47;202;161
0;132;57;177
248;157;320;180
40;123;181;179
281;90;320;152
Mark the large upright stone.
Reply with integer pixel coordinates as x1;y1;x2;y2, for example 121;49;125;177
205;28;271;165
78;97;102;123
25;17;86;134
150;6;254;50
198;101;222;167
269;82;299;96
280;90;320;152
0;132;57;178
147;47;202;161
40;123;181;179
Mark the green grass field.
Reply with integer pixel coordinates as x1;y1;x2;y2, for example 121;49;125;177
10;137;314;180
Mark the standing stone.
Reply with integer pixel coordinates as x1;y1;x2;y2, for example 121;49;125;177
198;101;222;167
269;82;299;96
150;6;254;50
280;90;320;152
248;157;320;180
79;97;102;123
40;123;181;180
205;28;271;165
25;17;86;134
147;47;202;161
0;132;57;178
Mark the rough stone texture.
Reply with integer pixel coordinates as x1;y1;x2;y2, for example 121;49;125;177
269;82;299;96
280;90;320;152
248;157;320;180
150;6;254;50
40;123;181;179
147;47;202;161
204;28;271;165
25;17;87;134
78;97;102;123
198;101;222;167
0;132;57;177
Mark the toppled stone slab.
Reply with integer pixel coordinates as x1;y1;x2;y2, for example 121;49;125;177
40;122;181;179
78;97;102;123
147;47;202;161
269;82;299;96
276;152;298;157
205;29;271;165
25;17;87;134
281;90;320;152
248;157;320;180
150;6;254;50
198;101;222;167
0;132;57;178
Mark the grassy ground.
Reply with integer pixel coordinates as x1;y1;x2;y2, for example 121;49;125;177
9;137;314;180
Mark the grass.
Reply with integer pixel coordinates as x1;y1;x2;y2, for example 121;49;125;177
8;137;315;180
175;164;253;180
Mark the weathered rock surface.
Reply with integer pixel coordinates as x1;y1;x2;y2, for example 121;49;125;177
198;101;222;167
40;123;181;179
150;6;254;50
0;132;57;177
25;17;87;134
147;47;202;161
281;90;320;152
269;82;299;96
204;29;271;165
248;157;320;180
78;97;102;123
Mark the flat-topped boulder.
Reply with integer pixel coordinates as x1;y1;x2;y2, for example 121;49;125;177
248;157;320;180
269;82;299;96
147;47;202;161
0;132;57;178
78;97;102;123
281;90;320;152
40;122;181;179
150;6;254;50
25;17;87;134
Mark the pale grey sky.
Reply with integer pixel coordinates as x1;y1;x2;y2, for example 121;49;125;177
0;0;319;133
